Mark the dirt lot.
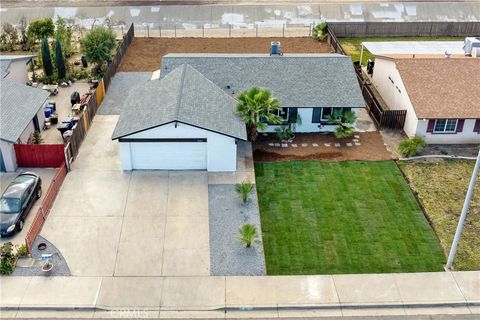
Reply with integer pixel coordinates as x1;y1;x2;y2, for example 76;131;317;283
253;131;392;162
118;37;332;72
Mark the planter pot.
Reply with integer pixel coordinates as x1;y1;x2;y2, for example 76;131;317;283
41;262;54;274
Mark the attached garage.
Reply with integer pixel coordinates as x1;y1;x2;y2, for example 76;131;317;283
112;64;247;172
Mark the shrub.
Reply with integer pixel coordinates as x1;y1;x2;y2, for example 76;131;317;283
80;27;116;71
235;181;254;203
0;23;18;51
398;136;427;157
32;131;43;144
275;125;293;142
239;224;258;248
0;242;15;275
15;244;29;258
312;22;328;41
327;109;357;138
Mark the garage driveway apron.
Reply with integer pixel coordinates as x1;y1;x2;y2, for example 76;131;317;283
41;116;210;276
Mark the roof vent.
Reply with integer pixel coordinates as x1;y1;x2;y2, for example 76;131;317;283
270;41;282;56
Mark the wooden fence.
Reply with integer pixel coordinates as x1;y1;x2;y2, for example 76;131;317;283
102;23;134;92
14;144;65;168
25;163;67;252
327;25;406;130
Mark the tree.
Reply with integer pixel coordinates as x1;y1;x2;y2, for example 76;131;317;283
55;39;66;80
54;17;74;57
239;224;258;248
0;23;18;51
236;87;283;141
312;22;328;41
19;16;30;51
235;181;254;203
27;18;55;43
326;109;357;138
41;38;53;81
80;26;116;72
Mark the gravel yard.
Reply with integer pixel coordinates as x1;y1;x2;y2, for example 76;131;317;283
208;184;266;276
118;37;332;72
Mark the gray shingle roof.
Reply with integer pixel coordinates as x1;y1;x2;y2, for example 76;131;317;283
0;60;11;78
112;64;247;140
161;54;365;109
0;79;49;143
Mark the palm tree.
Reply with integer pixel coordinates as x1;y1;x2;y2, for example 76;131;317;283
236;87;283;141
327;109;357;138
239;224;258;248
235;181;254;203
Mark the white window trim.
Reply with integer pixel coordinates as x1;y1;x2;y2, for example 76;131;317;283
433;119;458;133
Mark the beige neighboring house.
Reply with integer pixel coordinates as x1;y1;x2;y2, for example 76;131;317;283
371;57;480;144
0;55;35;84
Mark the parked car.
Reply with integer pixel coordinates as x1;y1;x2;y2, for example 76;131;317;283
0;173;42;237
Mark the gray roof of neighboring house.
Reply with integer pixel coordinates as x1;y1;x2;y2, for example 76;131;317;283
112;64;247;140
0;79;49;143
160;54;365;109
0;60;11;78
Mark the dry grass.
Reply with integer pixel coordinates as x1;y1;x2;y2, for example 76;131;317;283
399;159;480;270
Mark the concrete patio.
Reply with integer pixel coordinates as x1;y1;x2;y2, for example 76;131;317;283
1;271;478;318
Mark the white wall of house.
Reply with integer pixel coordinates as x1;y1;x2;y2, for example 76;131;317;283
0;140;16;172
260;107;360;133
416;119;480;144
4;59;30;84
118;122;238;172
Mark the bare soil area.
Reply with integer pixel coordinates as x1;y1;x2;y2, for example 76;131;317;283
253;131;392;162
118;37;332;72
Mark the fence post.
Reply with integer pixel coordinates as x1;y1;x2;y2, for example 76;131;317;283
283;24;285;37
229;24;231;37
309;23;312;37
147;25;149;38
174;24;177;37
121;26;124;37
202;24;205;37
159;26;162;38
256;24;258;37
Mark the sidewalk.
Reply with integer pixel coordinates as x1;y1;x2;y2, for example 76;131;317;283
1;271;479;318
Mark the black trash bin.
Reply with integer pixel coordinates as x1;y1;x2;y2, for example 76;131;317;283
81;56;88;68
57;123;70;136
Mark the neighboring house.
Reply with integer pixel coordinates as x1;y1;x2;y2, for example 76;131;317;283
112;64;247;172
112;53;364;172
371;57;480;144
0;79;49;172
160;54;365;133
0;55;35;84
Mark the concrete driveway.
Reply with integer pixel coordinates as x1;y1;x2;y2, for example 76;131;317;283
41;115;210;276
0;168;55;247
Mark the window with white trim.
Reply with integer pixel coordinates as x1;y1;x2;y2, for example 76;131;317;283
434;119;457;133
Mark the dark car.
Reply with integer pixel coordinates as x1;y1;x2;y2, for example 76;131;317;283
0;172;42;237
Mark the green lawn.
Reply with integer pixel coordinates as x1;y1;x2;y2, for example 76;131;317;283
399;160;480;271
338;37;463;66
255;160;445;275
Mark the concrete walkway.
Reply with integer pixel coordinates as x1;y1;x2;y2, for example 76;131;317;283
1;271;479;318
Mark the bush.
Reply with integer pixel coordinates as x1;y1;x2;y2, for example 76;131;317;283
0;242;15;275
15;244;28;258
398;136;427;157
239;224;258;248
235;181;254;203
312;22;328;41
327;109;357;139
27;18;55;43
80;27;116;71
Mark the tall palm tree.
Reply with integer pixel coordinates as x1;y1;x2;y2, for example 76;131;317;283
236;87;283;141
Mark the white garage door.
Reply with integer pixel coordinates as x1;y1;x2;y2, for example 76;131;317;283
130;142;207;170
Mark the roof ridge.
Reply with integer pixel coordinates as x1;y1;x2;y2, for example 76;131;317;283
175;64;187;119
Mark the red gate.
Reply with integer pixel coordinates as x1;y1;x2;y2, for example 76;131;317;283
14;144;65;168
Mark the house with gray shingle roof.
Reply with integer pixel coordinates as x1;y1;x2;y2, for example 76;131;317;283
0;55;35;84
0;79;49;172
111;53;364;172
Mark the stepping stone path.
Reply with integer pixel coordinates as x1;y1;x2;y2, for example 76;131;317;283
324;143;331;147
301;144;308;147
291;144;297;148
352;139;359;143
355;142;362;146
354;135;360;139
346;143;353;147
334;143;341;147
274;143;281;147
282;143;288;148
268;143;274;147
312;143;319;147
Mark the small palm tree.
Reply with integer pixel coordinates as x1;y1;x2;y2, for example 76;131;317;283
237;87;283;141
235;181;254;203
327;109;357;138
239;224;258;248
32;131;43;144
